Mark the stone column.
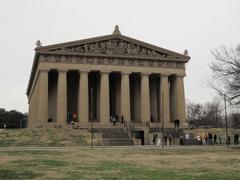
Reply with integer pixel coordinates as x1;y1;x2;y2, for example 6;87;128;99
100;71;110;125
141;72;151;123
57;70;67;125
120;71;131;122
78;70;89;127
173;75;187;127
160;74;171;127
38;69;48;125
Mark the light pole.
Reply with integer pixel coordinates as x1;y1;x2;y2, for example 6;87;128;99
161;92;164;149
224;94;229;147
90;87;93;149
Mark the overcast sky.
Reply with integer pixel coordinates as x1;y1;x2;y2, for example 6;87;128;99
0;0;240;113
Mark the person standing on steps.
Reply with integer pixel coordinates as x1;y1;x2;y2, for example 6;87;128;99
112;116;116;126
72;112;77;122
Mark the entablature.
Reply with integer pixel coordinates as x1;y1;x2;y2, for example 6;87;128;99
38;53;186;69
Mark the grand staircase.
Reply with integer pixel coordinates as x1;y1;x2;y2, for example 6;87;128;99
94;128;134;146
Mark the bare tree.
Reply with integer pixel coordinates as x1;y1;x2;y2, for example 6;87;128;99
209;44;240;104
186;98;224;128
186;100;202;123
229;113;240;128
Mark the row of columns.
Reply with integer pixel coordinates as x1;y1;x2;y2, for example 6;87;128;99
37;69;186;127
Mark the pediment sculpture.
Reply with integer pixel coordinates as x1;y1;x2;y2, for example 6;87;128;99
51;39;168;58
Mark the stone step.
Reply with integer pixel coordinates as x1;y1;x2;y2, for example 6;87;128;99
101;138;134;146
93;128;134;146
94;128;129;138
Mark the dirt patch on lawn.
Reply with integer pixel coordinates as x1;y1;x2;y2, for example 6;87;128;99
0;156;17;165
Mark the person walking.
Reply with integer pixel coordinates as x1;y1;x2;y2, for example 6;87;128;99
227;136;231;146
197;135;202;145
153;134;157;145
179;136;184;145
218;135;222;145
169;134;173;145
203;133;207;146
164;135;168;145
213;134;217;145
204;133;207;145
237;134;239;145
208;133;213;145
234;134;237;145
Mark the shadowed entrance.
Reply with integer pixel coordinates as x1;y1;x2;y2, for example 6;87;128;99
88;71;100;122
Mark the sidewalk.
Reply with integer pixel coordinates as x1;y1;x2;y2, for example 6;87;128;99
0;144;239;151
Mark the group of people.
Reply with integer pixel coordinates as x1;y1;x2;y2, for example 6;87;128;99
152;132;239;146
196;132;239;145
66;113;124;127
196;133;219;145
153;134;173;145
110;115;123;126
67;112;77;126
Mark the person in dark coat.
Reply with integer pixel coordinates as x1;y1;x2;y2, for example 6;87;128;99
208;133;213;145
164;135;168;145
234;134;239;145
227;136;231;146
237;134;239;144
169;134;173;145
179;136;184;145
213;134;217;145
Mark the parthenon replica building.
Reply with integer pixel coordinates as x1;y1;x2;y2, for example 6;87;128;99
27;26;190;144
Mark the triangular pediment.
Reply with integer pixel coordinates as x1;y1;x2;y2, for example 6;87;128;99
36;34;189;61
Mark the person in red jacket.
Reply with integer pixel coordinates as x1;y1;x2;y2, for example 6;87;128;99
72;112;77;122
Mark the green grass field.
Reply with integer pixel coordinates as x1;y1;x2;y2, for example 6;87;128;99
0;128;239;179
0;147;239;180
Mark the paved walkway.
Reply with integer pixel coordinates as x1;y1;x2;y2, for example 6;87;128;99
0;145;239;151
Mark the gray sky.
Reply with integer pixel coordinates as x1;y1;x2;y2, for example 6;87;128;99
0;0;240;113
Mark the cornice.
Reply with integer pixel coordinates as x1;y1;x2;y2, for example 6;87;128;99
37;51;189;63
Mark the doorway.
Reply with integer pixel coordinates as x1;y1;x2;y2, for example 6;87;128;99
135;131;145;145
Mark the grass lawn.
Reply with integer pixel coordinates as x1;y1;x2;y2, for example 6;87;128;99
0;128;92;147
0;147;239;180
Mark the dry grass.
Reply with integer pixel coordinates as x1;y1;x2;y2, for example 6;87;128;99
0;147;239;179
0;128;94;147
0;128;240;179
